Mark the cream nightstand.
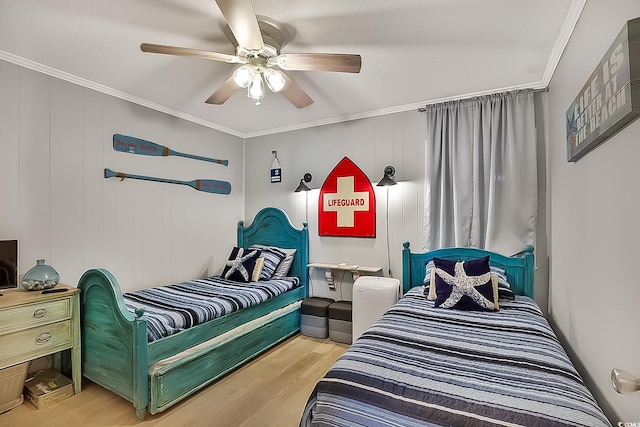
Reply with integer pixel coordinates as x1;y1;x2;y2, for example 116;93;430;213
0;284;81;394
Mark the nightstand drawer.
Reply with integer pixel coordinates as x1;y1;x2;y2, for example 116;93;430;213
0;299;71;335
0;320;72;365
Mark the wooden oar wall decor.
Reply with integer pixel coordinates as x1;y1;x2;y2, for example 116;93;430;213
104;169;231;195
113;134;229;166
109;133;231;195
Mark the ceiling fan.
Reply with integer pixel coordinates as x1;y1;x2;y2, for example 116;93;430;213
140;0;362;109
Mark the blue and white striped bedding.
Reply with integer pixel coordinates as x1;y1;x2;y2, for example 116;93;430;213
301;286;611;427
123;275;299;342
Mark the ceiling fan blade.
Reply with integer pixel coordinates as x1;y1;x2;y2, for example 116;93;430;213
141;43;240;63
280;73;313;109
205;76;239;105
215;0;264;51
276;53;362;73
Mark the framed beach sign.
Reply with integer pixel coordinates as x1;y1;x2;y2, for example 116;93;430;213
566;17;640;162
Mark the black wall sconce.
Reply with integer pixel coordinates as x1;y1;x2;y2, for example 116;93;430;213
295;173;312;192
377;166;397;187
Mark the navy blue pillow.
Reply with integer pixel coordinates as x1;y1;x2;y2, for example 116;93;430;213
222;247;262;282
433;256;497;311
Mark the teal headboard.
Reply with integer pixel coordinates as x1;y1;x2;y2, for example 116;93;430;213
401;243;535;297
237;207;309;295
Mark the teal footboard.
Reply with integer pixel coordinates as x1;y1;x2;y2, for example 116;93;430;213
79;268;149;420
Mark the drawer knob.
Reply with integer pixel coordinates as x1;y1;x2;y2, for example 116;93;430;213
33;308;48;318
35;332;52;344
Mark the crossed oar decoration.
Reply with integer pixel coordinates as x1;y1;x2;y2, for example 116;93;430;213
105;134;231;195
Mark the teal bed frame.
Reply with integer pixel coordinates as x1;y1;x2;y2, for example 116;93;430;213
78;208;309;421
401;242;535;297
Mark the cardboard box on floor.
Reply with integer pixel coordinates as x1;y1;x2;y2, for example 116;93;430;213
24;369;74;409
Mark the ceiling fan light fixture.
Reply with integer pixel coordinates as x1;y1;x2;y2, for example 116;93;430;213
233;64;254;88
248;74;265;105
276;55;288;69
264;68;285;92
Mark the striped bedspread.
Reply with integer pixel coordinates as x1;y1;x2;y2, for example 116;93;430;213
123;275;299;342
301;286;611;427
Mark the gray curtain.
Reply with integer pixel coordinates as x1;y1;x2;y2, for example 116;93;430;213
423;90;537;255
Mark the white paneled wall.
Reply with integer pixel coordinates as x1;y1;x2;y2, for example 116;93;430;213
546;0;640;421
19;69;52;272
0;62;21;244
0;60;244;292
244;113;427;299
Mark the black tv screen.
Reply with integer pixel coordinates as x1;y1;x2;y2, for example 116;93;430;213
0;240;17;289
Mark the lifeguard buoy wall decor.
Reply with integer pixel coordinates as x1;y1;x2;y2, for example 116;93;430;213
318;157;376;237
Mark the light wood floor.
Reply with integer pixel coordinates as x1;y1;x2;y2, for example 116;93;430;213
0;334;348;427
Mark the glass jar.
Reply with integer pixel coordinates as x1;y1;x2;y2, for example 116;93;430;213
22;259;60;291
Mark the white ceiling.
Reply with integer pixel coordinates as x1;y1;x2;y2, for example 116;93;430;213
0;0;585;138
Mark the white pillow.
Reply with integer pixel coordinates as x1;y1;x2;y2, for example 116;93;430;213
272;248;296;279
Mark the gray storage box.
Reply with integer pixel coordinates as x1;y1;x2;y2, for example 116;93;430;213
301;297;334;338
328;300;353;344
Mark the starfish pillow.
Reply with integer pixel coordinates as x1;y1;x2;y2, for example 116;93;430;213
432;256;499;311
222;247;262;283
